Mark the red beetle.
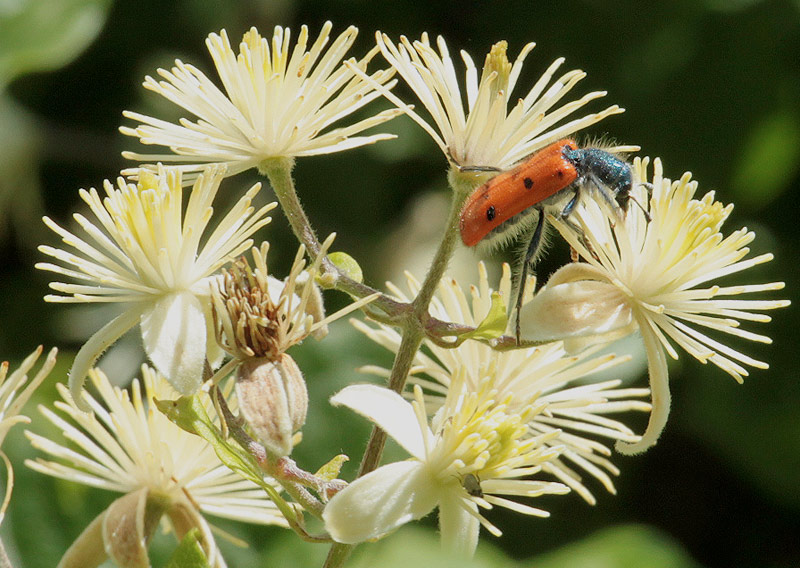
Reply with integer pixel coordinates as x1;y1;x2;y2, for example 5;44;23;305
459;138;644;339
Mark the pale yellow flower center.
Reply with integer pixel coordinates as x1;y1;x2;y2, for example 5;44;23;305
422;385;539;488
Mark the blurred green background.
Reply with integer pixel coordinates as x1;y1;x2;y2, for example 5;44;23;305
1;0;798;566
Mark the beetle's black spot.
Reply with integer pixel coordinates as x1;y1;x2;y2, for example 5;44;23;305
556;169;565;178
486;205;496;221
523;177;533;189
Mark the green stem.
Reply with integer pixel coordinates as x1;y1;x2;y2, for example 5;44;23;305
262;158;413;320
356;328;424;476
357;178;469;475
323;543;354;568
323;177;473;568
411;172;472;317
261;157;322;257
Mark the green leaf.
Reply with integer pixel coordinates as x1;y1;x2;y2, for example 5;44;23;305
461;292;508;340
154;396;262;485
730;106;800;209
315;454;349;481
154;396;301;530
327;251;363;284
165;529;211;568
0;0;112;86
526;524;703;568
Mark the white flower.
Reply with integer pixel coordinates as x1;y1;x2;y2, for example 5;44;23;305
122;23;401;184
36;165;274;404
323;378;569;556
355;262;650;503
26;366;286;566
362;33;629;173
0;346;57;524
542;157;790;453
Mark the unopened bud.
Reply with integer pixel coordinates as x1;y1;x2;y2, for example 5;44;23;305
235;354;308;458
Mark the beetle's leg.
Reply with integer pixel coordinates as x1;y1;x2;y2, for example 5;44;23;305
515;207;546;343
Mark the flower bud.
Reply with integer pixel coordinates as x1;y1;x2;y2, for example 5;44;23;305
295;269;328;340
235;354;308;458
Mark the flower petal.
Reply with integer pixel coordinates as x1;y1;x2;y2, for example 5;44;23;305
102;488;152;568
330;384;427;458
69;307;145;411
438;490;480;557
141;292;207;394
520;274;634;343
323;461;437;543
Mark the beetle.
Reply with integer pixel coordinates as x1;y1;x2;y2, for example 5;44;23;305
458;138;647;340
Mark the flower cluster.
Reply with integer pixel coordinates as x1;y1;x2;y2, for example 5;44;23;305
12;19;787;568
534;158;789;452
353;263;651;503
362;33;628;174
121;22;401;183
323;377;570;555
0;347;57;525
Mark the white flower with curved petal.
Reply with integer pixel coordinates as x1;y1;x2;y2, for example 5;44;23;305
542;157;790;453
358;32;630;174
36;165;274;405
355;262;650;504
26;366;286;565
323;379;569;556
122;23;401;184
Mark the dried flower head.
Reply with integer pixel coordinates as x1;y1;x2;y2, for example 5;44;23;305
211;236;377;457
213;243;317;361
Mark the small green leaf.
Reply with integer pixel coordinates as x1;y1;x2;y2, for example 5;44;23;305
165;529;211;568
154;396;301;530
315;454;349;481
327;252;363;283
154;396;262;486
461;292;508;340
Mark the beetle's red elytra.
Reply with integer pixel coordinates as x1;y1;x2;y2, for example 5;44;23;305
459;139;580;247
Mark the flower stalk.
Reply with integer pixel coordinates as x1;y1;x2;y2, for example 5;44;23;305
212;386;335;522
356;177;472;476
259;157;322;257
324;176;475;568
